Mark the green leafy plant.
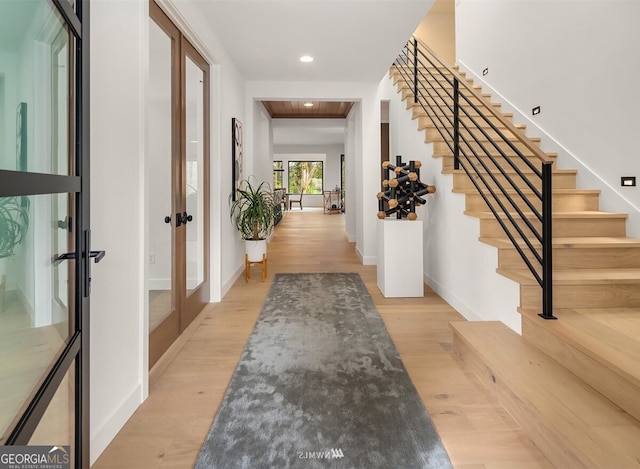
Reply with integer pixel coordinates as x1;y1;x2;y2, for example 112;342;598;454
0;197;30;259
229;178;277;240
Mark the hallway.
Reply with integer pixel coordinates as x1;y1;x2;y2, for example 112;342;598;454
93;210;551;468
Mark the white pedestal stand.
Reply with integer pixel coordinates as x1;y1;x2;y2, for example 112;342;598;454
376;218;424;298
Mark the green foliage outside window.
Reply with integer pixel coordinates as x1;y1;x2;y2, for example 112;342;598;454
288;161;323;195
273;160;283;189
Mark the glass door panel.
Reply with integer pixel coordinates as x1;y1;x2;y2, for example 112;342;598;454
148;17;176;333
184;57;204;294
181;39;209;328
29;359;75;468
0;193;73;439
148;7;180;368
0;2;71;175
0;0;91;462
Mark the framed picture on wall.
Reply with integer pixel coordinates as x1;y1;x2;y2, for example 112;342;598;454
231;117;243;201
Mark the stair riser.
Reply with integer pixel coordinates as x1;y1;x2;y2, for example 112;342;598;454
402;89;496;109
465;191;600;213
424;128;448;143
453;171;576;191
521;316;640;422
426;128;527;144
520;284;640;309
479;216;627;238
419;116;518;133
411;105;504;120
434;141;545;159
497;247;640;270
442;155;553;174
396;78;477;91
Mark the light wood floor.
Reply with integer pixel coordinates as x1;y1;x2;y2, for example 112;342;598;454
93;209;552;469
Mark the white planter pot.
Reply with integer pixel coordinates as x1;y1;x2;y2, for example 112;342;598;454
245;239;267;262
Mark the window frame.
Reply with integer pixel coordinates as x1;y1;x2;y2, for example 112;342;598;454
273;160;284;189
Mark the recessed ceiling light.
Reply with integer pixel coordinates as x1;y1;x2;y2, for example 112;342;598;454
299;55;314;63
304;102;314;107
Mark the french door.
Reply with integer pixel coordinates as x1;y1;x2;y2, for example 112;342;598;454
148;1;210;368
0;0;94;467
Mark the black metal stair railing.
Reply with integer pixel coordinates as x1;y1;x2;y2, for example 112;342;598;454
393;37;556;320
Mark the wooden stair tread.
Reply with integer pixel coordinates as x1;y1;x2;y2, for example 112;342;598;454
420;120;525;130
451;320;640;468
497;268;640;284
438;150;558;158
419;116;524;126
466;210;627;220
453;168;574;177
410;103;511;116
437;153;559;163
436;135;542;143
520;308;640;384
457;188;595;197
480;236;640;249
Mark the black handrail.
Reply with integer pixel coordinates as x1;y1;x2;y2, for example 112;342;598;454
393;37;556;320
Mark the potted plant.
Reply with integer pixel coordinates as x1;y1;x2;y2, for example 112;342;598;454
0;197;30;310
229;177;277;262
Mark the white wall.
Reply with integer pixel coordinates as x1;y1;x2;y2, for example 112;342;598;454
90;0;146;463
89;0;247;463
379;73;522;331
456;0;640;237
251;100;273;186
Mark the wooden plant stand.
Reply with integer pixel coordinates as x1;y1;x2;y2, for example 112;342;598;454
245;253;267;282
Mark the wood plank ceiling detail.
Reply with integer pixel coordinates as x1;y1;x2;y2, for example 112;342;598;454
262;101;354;119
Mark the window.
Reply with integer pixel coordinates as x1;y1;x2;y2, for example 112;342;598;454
273;160;283;189
288;161;323;194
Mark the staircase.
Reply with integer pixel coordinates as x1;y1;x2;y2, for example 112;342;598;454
390;41;640;468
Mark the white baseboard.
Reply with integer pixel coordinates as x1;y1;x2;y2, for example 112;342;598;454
148;278;171;290
424;272;484;322
90;384;143;465
221;264;244;298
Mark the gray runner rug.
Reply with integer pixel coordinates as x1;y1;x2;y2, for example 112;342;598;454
195;272;452;469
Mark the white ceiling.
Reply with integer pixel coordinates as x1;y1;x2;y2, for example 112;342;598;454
195;0;435;82
193;0;437;146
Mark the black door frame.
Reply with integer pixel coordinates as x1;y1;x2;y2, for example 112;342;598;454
0;0;92;467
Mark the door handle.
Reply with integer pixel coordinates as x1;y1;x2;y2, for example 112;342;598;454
57;216;72;231
164;216;171;224
54;250;106;265
176;212;192;226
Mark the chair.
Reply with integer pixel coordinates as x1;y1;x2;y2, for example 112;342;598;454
289;189;304;210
